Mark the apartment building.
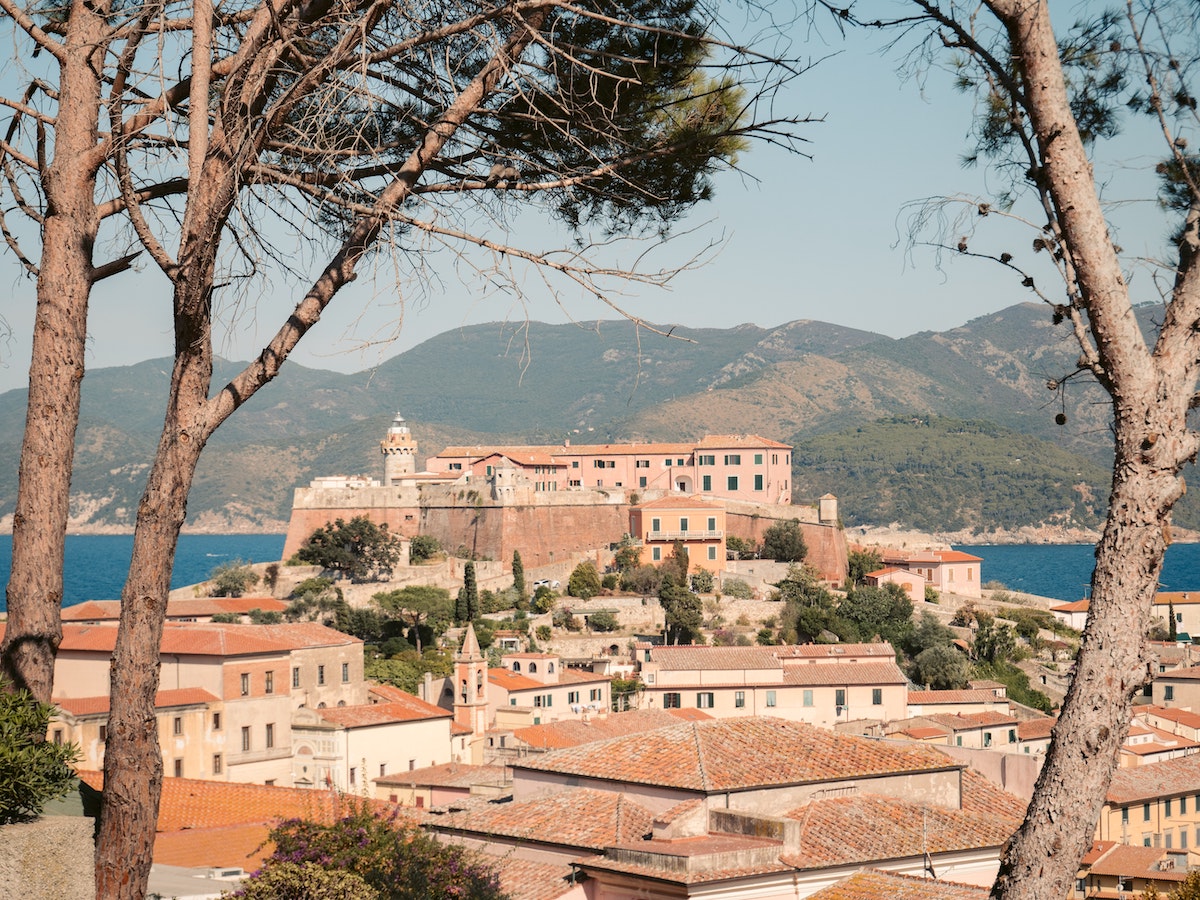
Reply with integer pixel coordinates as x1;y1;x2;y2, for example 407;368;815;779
628;494;727;573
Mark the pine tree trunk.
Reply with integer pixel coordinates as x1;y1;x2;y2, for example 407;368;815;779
1;0;108;702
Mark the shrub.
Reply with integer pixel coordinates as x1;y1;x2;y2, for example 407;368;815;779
531;586;556;614
722;578;753;599
588;610;619;632
210;612;241;623
620;564;661;594
567;561;602;599
761;519;807;562
924;585;940;603
552;607;580;631
601;573;619;590
209;559;260;597
0;682;78;824
535;625;551;642
690;569;715;593
408;534;442;564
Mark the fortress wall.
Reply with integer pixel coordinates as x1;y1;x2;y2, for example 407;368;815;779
725;509;847;584
282;486;422;558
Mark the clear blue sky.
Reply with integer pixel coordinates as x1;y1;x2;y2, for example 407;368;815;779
0;8;1171;395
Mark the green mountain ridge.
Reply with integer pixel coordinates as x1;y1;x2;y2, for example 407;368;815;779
0;305;1185;534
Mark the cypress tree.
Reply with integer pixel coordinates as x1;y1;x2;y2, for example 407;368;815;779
512;551;526;602
463;561;479;621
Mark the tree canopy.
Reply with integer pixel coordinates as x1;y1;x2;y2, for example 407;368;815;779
296;518;402;582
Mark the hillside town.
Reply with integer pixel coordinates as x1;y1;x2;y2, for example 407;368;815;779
13;418;1200;900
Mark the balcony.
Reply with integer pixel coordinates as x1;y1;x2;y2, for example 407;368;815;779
646;530;723;541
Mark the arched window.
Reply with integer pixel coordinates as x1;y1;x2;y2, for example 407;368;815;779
548;663;555;674
529;662;538;673
512;661;521;672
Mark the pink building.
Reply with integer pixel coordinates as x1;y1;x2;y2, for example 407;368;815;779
881;549;983;598
428;433;793;504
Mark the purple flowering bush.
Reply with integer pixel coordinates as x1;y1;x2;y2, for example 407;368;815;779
229;803;508;900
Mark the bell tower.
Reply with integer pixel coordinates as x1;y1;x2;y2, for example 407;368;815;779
380;412;417;485
454;623;489;744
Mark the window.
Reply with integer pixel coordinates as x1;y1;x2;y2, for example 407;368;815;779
292;667;300;688
212;712;221;730
342;662;350;683
754;453;763;465
754;474;764;491
679;517;689;532
702;475;712;491
651;517;661;532
240;673;250;696
636;459;650;468
727;476;738;491
350;767;357;786
766;690;776;708
802;689;813;707
652;547;661;561
1145;802;1152;822
872;688;883;705
212;754;222;775
1122;807;1130;824
708;546;717;560
698;454;714;466
1166;799;1173;817
697;692;715;709
529;662;538;673
98;724;107;743
486;465;494;476
724;454;741;465
173;716;183;735
241;726;251;752
835;689;846;709
265;671;274;694
380;763;387;777
1179;612;1185;623
956;735;963;747
174;759;182;777
639;477;647;488
590;689;602;702
318;665;326;685
1167;833;1174;849
1166;685;1176;700
568;691;580;704
1008;728;1017;743
664;459;672;467
984;732;993;747
664;692;681;709
266;723;275;749
735;691;746;708
1183;796;1189;814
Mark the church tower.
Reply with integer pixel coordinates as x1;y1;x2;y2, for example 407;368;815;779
454;623;489;751
380;412;417;485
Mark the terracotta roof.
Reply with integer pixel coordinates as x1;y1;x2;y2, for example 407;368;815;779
512;717;961;792
1106;754;1200;803
1084;842;1189;881
633;495;723;511
782;792;1017;869
783;660;908;687
1137;705;1200;729
1050;599;1090;613
649;646;781;671
694;434;791;450
376;762;509;790
866;567;919;579
908;689;1008;705
316;696;451;728
899;726;950;740
1157;664;1200;681
489;856;576;900
959;768;1029;820
1017;717;1056;740
368;682;423;703
511;709;712;751
774;643;896;659
1155;592;1200;606
578;837;793;885
488;667;546;692
55;621;359;657
933;550;983;563
923;712;1018;730
61;597;289;621
805;870;990;900
55;688;219;717
429;788;654;850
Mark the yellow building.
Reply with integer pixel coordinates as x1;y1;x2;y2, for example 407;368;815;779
628;495;727;573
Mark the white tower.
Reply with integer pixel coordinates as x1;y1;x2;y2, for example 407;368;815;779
380;412;417;485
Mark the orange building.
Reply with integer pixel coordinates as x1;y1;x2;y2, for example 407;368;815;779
628;495;727;573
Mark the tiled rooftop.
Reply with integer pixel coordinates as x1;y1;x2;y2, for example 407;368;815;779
53;621;359;657
489;856;577;900
959;768;1029;820
1016;717;1056;740
513;717;960;792
316;696;450;728
1136;704;1200;729
782;791;1018;869
924;712;1018;730
429;787;654;850
908;689;1009;705
649;646;781;671
1084;841;1188;881
511;708;712;751
633;495;722;510
805;869;990;900
1050;599;1090;613
376;762;510;790
56;688;219;717
783;660;907;687
1157;664;1200;681
1106;754;1200;803
774;642;896;659
61;596;289;622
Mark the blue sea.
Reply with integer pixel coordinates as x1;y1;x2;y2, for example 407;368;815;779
0;534;285;611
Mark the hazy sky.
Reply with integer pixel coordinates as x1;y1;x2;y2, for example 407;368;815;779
0;5;1173;395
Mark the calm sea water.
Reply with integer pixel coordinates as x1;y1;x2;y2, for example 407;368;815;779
0;535;1197;609
0;534;285;610
956;542;1200;601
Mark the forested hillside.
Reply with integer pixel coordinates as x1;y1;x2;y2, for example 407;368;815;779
0;305;1186;534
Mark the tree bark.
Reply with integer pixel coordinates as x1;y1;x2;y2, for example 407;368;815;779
983;2;1200;898
2;0;109;702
